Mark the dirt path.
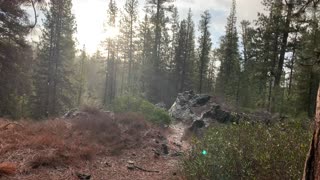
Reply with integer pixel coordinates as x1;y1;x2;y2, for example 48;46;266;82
167;122;190;152
76;122;190;180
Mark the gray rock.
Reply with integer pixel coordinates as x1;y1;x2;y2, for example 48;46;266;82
75;173;91;180
190;94;211;107
155;102;167;110
162;143;169;155
189;120;205;131
168;91;198;121
169;91;251;136
63;108;78;118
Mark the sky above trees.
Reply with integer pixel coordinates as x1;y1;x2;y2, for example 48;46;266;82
72;0;264;54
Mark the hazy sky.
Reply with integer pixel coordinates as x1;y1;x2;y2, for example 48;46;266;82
68;0;264;54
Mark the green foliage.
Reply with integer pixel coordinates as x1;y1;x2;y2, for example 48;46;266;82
0;1;34;118
215;0;241;102
112;96;171;125
197;10;212;93
32;0;77;118
183;119;312;179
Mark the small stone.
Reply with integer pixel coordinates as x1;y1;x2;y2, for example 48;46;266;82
173;142;182;147
162;144;169;155
105;162;112;167
75;172;91;180
127;160;135;170
127;164;135;170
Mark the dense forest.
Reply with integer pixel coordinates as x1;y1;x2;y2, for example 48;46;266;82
0;0;319;119
1;0;320;179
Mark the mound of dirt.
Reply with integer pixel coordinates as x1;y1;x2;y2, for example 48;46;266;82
0;109;185;179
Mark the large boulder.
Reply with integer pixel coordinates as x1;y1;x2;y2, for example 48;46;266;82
169;91;197;121
169;91;252;134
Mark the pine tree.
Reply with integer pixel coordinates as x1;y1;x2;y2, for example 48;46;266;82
239;20;261;107
146;0;174;102
122;0;138;91
32;0;76;118
252;0;283;111
197;10;212;94
162;18;177;104
103;0;118;105
171;8;196;94
137;14;154;96
76;46;87;106
169;7;180;70
86;51;105;102
0;0;42;118
185;9;197;91
174;19;188;93
216;0;241;103
294;5;320;117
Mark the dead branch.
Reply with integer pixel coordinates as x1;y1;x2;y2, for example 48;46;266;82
0;122;24;130
293;0;313;17
127;161;160;173
133;165;160;173
28;0;37;28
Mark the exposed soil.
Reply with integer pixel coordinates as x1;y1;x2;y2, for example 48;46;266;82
0;111;189;180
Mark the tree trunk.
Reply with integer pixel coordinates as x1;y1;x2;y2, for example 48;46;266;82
303;83;320;179
128;16;133;90
274;1;293;88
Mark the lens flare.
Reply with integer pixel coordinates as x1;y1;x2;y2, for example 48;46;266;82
202;150;207;155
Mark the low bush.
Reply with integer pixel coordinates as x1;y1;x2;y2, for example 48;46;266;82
182;119;312;180
71;110;164;155
112;96;171;125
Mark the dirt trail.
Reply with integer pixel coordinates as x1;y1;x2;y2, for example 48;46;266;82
86;122;190;180
167;122;190;152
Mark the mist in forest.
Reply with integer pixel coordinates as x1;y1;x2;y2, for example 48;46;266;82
0;0;320;179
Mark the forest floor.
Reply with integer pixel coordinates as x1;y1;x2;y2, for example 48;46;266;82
0;110;190;180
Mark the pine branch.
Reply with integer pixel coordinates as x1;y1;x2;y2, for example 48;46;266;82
28;0;37;28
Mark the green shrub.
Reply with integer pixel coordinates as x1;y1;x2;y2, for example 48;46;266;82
112;96;171;125
183;119;312;180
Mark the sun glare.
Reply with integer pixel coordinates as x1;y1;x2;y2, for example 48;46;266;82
104;26;120;39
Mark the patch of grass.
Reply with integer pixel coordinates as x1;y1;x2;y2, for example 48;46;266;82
112;96;171;125
182;119;312;179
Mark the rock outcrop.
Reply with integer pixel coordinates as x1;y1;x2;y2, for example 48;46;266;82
169;91;282;135
169;91;243;126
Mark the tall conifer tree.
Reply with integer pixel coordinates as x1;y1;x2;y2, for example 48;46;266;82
32;0;76;118
216;0;241;102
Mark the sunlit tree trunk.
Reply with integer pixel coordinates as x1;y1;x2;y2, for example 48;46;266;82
304;84;320;180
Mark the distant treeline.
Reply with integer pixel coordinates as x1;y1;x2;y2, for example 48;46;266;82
0;0;319;119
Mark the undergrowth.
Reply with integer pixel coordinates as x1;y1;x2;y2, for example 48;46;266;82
182;118;312;180
112;96;171;125
0;109;164;173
